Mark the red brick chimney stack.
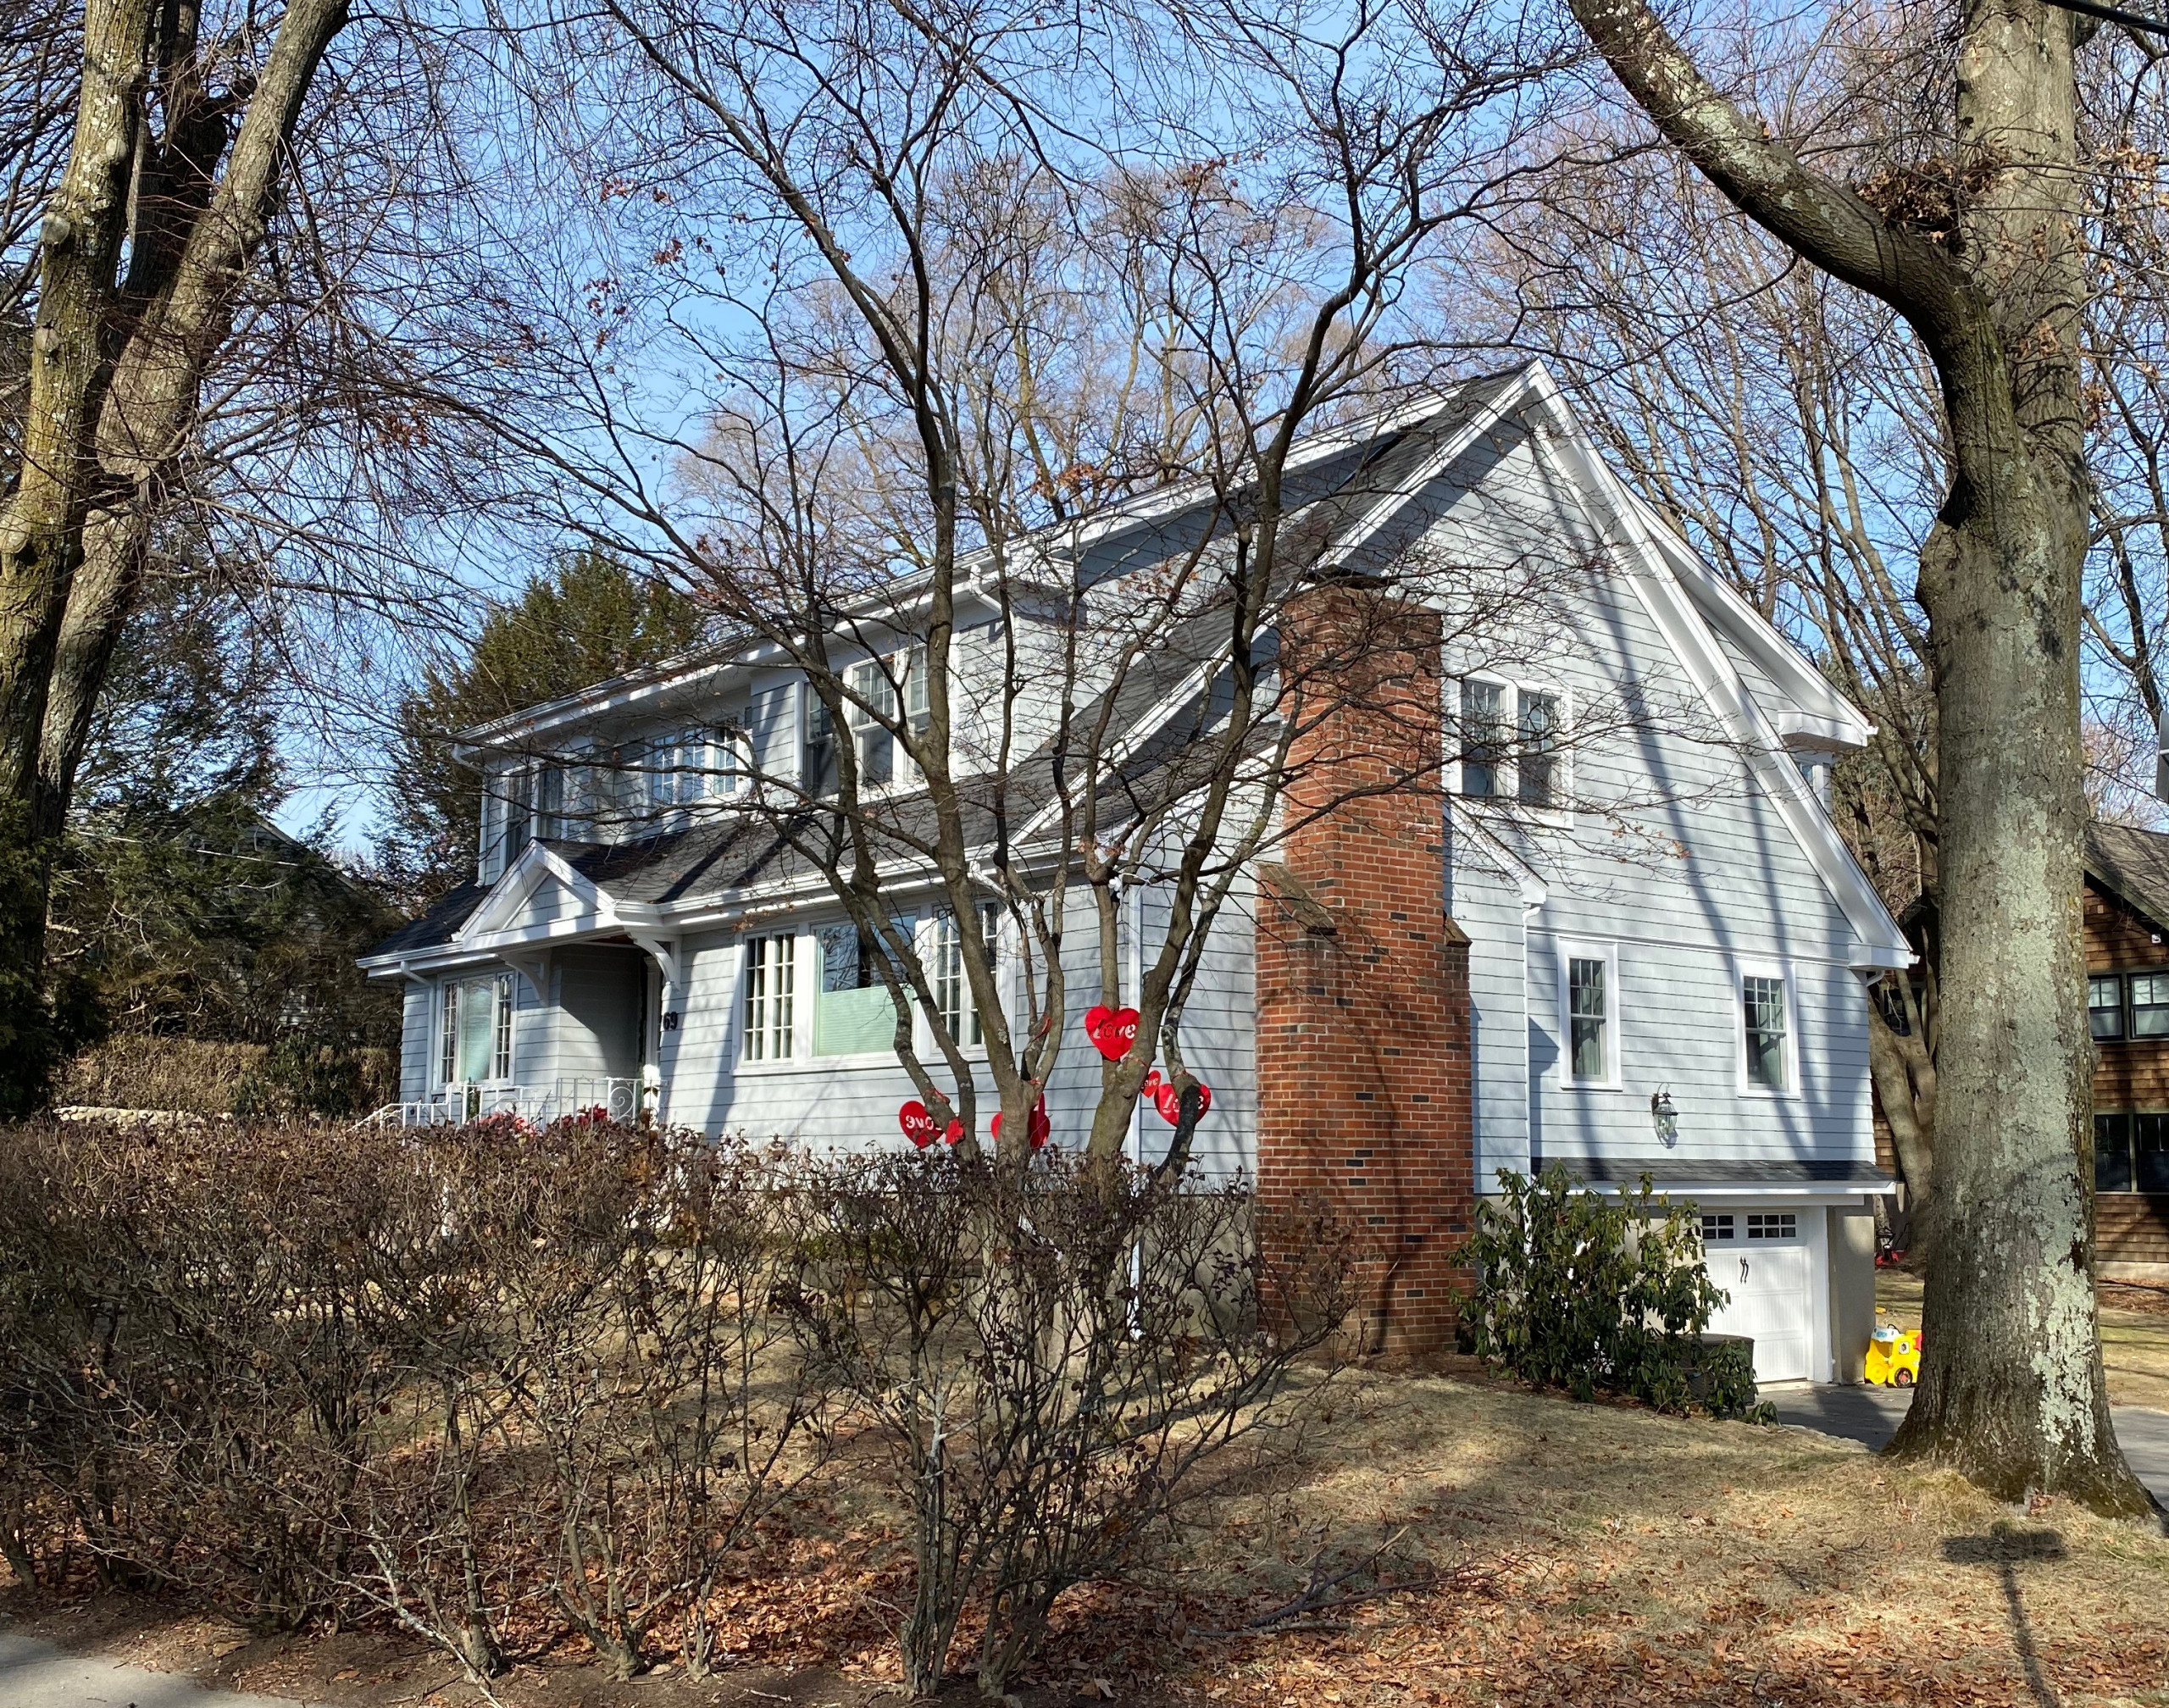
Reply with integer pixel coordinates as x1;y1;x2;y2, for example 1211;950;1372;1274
1255;580;1475;1356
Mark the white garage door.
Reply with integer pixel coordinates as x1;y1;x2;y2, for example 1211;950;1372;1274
1700;1211;1813;1384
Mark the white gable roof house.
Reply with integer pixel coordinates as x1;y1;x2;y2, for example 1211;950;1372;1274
361;363;1909;1384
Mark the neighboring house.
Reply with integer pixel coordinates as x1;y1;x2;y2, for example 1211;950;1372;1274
362;362;1908;1380
2082;823;2169;1277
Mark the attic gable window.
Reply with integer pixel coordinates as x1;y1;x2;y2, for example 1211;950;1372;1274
1454;675;1567;811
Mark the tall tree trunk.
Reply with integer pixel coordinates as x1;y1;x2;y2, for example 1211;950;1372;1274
0;0;350;1114
1566;0;2150;1514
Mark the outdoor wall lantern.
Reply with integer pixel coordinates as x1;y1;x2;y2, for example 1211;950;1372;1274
1650;1088;1678;1147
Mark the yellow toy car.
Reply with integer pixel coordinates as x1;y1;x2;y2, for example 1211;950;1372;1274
1865;1322;1921;1388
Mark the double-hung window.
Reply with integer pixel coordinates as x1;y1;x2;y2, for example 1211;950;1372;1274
2096;1112;2169;1194
933;905;1000;1047
1455;676;1567;810
440;974;513;1085
2090;974;2127;1040
743;934;796;1062
2131;973;2169;1039
1556;941;1619;1088
845;646;929;790
1740;969;1793;1093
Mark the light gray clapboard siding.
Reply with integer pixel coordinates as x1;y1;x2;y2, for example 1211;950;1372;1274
650;872;1257;1178
398;984;433;1101
1422;423;1877;1183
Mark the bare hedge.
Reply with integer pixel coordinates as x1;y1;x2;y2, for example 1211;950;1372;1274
0;1118;1347;1694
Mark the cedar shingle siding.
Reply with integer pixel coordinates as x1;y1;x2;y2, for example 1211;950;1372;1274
2083;828;2169;1270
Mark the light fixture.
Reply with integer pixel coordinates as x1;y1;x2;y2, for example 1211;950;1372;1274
1651;1088;1678;1147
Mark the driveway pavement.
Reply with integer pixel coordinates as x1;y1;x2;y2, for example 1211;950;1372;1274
0;1630;308;1708
1767;1384;2169;1506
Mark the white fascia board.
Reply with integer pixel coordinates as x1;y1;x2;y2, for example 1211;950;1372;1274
1623;500;1875;751
1518;373;1911;972
1567;1178;1895;1201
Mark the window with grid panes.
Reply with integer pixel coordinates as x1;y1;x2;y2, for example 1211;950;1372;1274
1743;974;1789;1090
2091;974;2126;1040
743;934;796;1061
2132;973;2169;1038
1567;956;1607;1081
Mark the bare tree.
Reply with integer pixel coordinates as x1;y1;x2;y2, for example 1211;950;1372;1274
1562;0;2149;1511
455;0;1604;1170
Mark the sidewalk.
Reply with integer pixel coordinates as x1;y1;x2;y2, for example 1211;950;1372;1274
1766;1384;2169;1506
0;1629;310;1708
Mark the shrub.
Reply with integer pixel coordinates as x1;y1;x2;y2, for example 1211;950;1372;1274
1462;1165;1771;1422
0;1121;1346;1694
0;1117;827;1680
781;1151;1351;1698
55;1034;266;1113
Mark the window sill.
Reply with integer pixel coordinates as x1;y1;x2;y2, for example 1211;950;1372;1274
1454;796;1575;832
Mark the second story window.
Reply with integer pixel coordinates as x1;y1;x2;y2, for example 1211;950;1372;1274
743;933;796;1062
1742;972;1790;1092
845;647;930;790
1455;675;1567;810
1557;940;1618;1087
2091;974;2126;1040
2132;973;2169;1039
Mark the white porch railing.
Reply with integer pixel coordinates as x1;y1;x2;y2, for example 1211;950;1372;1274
363;1074;648;1130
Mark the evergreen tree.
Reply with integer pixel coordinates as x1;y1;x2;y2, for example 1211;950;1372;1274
376;552;707;907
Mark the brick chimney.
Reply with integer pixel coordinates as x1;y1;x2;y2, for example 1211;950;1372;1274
1255;580;1473;1356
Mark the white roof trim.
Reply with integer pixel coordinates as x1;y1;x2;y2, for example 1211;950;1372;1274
1516;367;1911;971
1623;500;1874;752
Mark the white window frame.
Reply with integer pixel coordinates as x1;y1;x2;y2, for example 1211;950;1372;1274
741;932;799;1065
439;973;515;1088
1448;670;1571;818
929;903;1000;1053
1735;959;1801;1099
1555;939;1622;1090
844;646;929;795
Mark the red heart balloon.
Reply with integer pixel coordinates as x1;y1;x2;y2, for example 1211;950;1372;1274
943;1118;964;1145
898;1101;939;1148
1154;1080;1212;1125
1141;1068;1163;1098
1084;1004;1114;1038
1089;1006;1140;1062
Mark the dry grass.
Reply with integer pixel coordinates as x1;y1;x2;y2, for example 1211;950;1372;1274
1877;1270;2169;1410
13;1367;2163;1708
1152;1368;2169;1707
